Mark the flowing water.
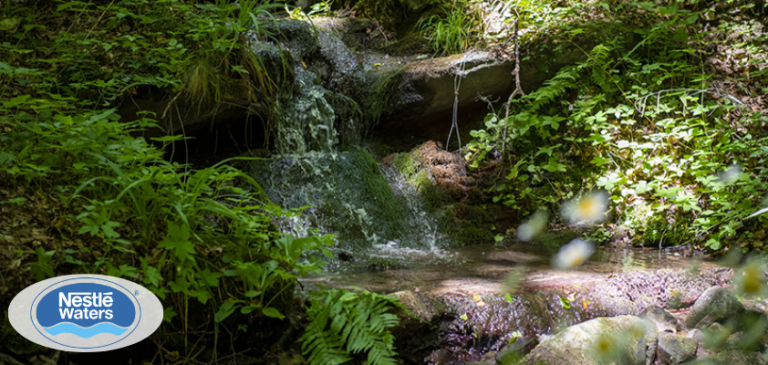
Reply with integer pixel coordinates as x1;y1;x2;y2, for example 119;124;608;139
249;149;715;295
302;242;717;296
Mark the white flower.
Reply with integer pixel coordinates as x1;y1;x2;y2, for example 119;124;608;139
516;209;549;241
552;239;595;269
561;190;609;225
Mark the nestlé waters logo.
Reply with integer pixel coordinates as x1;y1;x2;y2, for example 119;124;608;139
9;275;163;352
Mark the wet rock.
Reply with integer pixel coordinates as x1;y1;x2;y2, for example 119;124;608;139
657;332;697;364
390;290;446;363
736;309;768;333
519;316;657;365
496;336;539;365
684;286;744;329
390;290;446;323
687;328;704;342
425;348;458;364
726;330;768;352
704;350;768;365
702;323;731;349
639;305;679;333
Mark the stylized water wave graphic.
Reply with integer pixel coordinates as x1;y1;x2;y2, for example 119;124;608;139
42;322;128;338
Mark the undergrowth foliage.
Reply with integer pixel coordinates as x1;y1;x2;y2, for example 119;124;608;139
468;0;768;251
0;0;346;360
300;288;402;365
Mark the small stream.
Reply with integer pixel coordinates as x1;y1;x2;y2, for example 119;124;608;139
247;140;734;363
302;243;717;296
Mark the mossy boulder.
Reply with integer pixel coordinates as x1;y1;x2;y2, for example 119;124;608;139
455;227;493;246
657;332;697;365
639;305;679;334
684;287;744;329
249;149;409;248
519;316;657;365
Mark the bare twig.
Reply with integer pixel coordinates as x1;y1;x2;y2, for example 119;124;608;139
500;12;525;159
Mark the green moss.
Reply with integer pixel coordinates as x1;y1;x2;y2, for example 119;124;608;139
382;31;431;56
325;92;364;148
455;227;493;246
367;69;404;128
640;215;693;247
1;311;45;355
392;152;419;177
249;149;409;249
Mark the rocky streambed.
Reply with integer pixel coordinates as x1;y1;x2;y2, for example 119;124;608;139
388;267;768;365
300;245;768;365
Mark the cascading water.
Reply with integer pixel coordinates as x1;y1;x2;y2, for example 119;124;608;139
249;147;456;271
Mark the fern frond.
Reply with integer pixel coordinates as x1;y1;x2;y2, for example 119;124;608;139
527;65;581;112
299;289;402;365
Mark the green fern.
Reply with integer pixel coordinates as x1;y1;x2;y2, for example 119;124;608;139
299;289;401;365
584;44;615;94
526;65;581;112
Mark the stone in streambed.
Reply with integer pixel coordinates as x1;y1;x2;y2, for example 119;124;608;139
518;316;657;365
657;332;697;364
690;350;768;365
496;336;538;365
639;305;679;333
684;286;744;329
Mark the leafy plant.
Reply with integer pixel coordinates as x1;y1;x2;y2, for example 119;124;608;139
418;0;479;55
300;288;402;365
466;0;768;251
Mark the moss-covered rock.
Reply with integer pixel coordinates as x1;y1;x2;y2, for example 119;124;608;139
249;149;410;249
455;227;493;246
684;287;744;329
657;333;697;365
519;316;657;365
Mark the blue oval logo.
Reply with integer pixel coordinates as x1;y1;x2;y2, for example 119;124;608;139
9;275;163;352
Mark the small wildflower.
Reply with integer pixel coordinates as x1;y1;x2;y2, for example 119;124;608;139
735;257;767;297
561;191;609;225
516;209;549;241
552;239;595;269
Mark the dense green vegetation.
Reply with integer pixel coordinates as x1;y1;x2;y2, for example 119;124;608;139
466;0;768;251
2;0;768;364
